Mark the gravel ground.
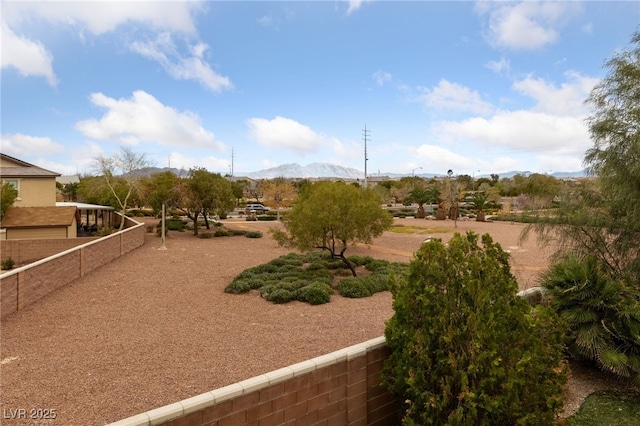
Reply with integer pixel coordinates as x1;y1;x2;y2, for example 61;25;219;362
0;217;627;424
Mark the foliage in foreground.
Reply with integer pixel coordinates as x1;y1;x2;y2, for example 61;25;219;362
567;391;640;425
382;232;567;425
540;254;640;386
224;251;407;305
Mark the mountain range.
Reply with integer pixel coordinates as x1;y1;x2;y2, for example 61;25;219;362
138;163;587;180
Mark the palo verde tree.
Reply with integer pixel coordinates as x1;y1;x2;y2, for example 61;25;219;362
93;147;152;230
144;171;179;216
382;232;567;425
271;181;394;276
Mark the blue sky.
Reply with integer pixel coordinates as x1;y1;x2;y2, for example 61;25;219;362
1;1;639;177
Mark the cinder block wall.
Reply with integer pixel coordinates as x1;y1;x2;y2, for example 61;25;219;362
0;238;97;265
0;216;145;318
108;337;400;426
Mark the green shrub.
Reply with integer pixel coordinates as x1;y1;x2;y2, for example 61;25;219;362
1;257;15;271
297;282;333;305
158;218;185;231
265;288;295;304
382;232;568;425
198;232;212;239
214;229;230;237
224;280;252;294
540;254;640;385
257;215;277;221
336;277;373;298
245;231;263;238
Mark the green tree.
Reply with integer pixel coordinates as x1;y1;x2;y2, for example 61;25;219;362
522;30;640;383
93;147;152;230
406;184;440;218
382;232;567;425
144;171;178;216
271;181;393;276
175;168;234;235
61;182;80;202
0;182;18;221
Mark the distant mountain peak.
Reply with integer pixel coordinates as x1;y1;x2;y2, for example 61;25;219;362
242;163;365;179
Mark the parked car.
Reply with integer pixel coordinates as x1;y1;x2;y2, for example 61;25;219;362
245;203;270;214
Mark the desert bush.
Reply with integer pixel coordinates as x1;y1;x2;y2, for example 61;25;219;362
245;231;263;238
1;257;15;271
382;232;567;425
213;229;230;237
257;215;277;221
265;288;295;304
198;232;212;239
224;280;252;294
158;218;186;231
297;282;333;305
540;254;640;385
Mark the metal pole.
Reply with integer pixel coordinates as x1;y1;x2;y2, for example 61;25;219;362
159;203;167;250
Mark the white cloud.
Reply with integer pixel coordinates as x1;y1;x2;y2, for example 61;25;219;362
3;1;202;35
512;71;598;116
346;0;370;15
129;33;233;92
412;144;475;172
246;116;329;154
0;21;57;86
477;1;582;50
0;133;63;157
435;110;589;155
536;154;584;173
485;57;510;75
168;152;230;174
372;70;392;86
417;80;493;115
75;90;224;150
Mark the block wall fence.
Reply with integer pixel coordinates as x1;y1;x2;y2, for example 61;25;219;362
0;215;145;319
108;336;400;426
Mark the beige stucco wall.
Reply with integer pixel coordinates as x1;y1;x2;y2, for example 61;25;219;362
10;177;57;207
6;227;68;240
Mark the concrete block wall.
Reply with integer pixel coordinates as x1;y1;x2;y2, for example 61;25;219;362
108;337;400;426
0;215;145;319
0;238;97;265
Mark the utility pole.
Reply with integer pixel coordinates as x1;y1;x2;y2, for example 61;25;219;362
363;125;370;188
230;148;235;177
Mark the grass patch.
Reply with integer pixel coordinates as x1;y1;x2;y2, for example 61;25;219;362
224;251;408;305
567;391;640;425
389;225;453;235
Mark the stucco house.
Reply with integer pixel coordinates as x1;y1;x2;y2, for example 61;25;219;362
0;153;78;239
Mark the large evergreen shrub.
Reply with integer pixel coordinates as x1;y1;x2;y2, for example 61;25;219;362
382;232;567;425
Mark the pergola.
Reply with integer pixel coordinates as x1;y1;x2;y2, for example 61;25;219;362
56;202;115;233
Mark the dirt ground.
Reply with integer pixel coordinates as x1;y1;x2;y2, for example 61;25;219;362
0;217;628;424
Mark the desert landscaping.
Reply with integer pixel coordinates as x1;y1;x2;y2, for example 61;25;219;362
0;217;629;424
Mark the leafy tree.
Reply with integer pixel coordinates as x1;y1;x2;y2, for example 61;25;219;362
61;182;80;202
229;179;246;207
382;232;567;425
271;181;393;276
175;168;234;235
261;177;295;220
93;147;152;230
0;182;18;221
144;171;178;216
522;30;640;382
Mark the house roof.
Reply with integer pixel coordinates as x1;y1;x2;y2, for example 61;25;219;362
1;206;77;228
0;153;60;178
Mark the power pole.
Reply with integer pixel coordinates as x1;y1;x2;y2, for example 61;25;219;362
230;147;235;177
363;125;370;188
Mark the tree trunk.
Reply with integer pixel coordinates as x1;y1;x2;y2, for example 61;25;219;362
476;211;486;222
416;205;425;219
